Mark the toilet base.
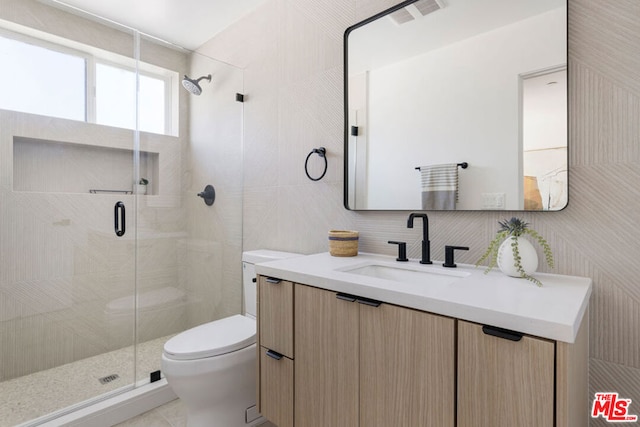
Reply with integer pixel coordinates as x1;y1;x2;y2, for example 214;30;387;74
162;343;263;427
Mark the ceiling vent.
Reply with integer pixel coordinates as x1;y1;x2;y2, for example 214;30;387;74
388;0;444;25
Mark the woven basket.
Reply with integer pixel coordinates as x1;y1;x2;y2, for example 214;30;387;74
328;230;359;257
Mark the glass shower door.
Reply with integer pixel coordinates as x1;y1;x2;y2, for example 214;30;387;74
0;2;139;424
130;33;247;385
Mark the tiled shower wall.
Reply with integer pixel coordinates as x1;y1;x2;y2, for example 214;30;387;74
199;0;640;423
0;0;245;386
183;51;245;326
0;0;192;382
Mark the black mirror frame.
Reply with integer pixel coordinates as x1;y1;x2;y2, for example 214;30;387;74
342;0;569;212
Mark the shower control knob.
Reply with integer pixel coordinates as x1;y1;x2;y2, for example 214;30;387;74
197;185;216;206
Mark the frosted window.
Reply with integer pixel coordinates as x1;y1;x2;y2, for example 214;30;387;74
96;63;166;134
96;63;135;130
0;35;85;120
139;74;166;134
0;33;171;135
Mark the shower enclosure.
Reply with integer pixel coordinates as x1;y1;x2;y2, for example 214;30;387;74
0;1;244;425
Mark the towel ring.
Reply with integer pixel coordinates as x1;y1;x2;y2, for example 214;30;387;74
305;147;327;181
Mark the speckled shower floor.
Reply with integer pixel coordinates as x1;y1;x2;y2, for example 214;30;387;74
0;335;173;427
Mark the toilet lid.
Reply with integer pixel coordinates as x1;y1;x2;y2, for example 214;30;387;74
163;314;256;360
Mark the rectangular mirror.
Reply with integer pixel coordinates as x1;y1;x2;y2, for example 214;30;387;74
344;0;567;211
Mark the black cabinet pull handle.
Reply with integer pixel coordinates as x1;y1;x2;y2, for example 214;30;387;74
114;201;125;237
337;294;382;307
266;349;283;360
265;277;282;284
482;325;523;342
356;297;382;307
336;293;357;302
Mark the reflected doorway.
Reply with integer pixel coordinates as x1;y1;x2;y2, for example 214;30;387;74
521;67;568;210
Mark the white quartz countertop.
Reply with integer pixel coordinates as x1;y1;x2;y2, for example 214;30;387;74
255;252;592;343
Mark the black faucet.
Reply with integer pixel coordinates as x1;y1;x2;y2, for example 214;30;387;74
388;241;408;262
407;213;432;264
443;245;469;268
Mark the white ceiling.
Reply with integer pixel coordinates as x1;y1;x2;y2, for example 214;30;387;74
349;0;565;74
47;0;267;50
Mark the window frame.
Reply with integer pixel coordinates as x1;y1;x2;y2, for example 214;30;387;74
0;25;177;136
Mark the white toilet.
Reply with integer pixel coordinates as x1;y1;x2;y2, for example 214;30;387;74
161;250;301;427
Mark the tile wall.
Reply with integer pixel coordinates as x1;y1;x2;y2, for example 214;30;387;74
0;0;244;386
198;0;640;423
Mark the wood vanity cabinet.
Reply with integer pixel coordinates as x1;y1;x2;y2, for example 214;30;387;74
456;317;589;427
260;350;294;427
356;292;455;427
258;276;294;358
257;276;294;427
457;320;555;427
257;276;588;427
258;278;455;427
294;285;359;427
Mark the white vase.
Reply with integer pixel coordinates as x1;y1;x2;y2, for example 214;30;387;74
135;184;147;195
497;236;538;278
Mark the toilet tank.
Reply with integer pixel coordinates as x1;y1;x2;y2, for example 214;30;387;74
242;250;302;318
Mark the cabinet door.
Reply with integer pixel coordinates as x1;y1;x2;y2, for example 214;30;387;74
259;276;294;358
294;285;359;427
360;303;456;427
260;347;294;427
457;320;555;427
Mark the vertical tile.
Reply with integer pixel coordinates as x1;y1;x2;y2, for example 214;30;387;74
211;0;640;409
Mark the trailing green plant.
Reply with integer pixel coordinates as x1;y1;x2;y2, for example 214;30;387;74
476;217;554;287
139;178;149;185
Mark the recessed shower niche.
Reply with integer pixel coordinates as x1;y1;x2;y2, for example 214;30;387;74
13;136;159;194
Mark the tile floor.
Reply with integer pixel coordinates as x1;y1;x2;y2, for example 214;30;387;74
114;398;276;427
113;399;186;427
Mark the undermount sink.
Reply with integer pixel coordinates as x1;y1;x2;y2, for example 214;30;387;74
338;261;469;287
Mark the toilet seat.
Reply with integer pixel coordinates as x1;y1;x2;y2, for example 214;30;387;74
163;314;255;361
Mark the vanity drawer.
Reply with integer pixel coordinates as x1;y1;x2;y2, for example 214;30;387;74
260;346;294;427
258;275;294;358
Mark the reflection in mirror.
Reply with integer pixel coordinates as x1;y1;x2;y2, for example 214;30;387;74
344;0;567;211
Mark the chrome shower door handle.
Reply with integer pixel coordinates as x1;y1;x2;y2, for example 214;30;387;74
114;201;125;237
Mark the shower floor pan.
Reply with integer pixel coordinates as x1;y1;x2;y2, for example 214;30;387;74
0;335;174;427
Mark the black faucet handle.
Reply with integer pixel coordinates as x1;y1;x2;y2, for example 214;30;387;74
443;245;469;268
388;241;409;262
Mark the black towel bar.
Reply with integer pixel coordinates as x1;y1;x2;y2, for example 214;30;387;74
415;162;468;171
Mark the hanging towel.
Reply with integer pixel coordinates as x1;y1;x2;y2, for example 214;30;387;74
420;163;459;210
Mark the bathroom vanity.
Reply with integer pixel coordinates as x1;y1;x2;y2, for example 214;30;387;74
255;252;591;427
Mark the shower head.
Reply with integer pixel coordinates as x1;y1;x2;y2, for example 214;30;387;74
182;74;212;95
